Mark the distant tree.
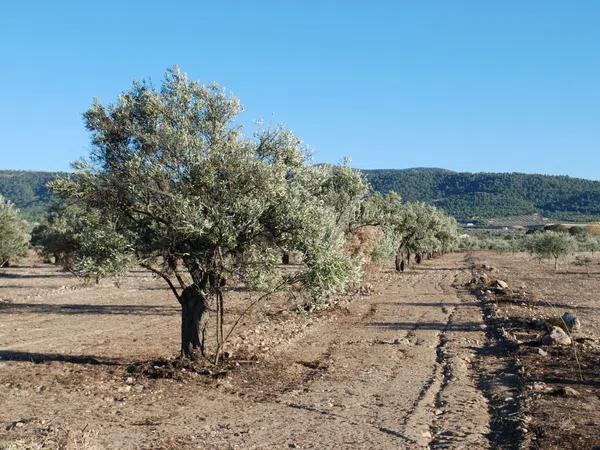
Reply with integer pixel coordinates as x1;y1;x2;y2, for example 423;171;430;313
456;234;481;251
504;235;524;253
481;237;512;253
365;194;458;271
568;226;589;238
525;228;542;235
581;236;600;256
395;202;458;267
0;195;29;267
574;255;593;275
544;224;568;233
279;162;369;264
529;231;577;271
31;201;76;266
360;192;404;269
51;67;357;362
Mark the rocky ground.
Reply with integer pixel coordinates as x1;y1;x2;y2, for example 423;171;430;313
0;252;599;449
467;252;600;450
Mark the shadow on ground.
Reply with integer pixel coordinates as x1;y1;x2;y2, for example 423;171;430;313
368;321;484;332
0;350;121;365
0;303;178;316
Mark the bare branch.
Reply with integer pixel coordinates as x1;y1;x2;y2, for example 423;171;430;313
222;276;298;345
139;262;182;303
174;269;187;290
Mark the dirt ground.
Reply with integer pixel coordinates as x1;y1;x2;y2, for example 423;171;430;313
0;252;599;449
469;252;600;450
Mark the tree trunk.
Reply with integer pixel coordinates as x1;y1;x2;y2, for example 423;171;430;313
554;257;558;271
415;253;422;264
180;285;210;359
282;252;290;265
395;253;402;271
400;259;405;272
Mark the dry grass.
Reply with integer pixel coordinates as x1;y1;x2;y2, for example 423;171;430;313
585;224;600;237
344;225;383;269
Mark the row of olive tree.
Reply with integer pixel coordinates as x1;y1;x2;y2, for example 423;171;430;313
522;230;600;271
362;192;459;271
33;67;459;362
0;195;30;267
457;229;600;271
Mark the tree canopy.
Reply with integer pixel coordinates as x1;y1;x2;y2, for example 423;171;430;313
50;67;358;360
523;231;576;270
0;195;30;267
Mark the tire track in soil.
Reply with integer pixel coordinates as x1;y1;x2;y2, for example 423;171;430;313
0;255;496;449
398;270;492;448
234;261;492;449
398;275;457;447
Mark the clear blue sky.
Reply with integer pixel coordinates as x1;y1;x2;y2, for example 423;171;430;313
1;1;599;179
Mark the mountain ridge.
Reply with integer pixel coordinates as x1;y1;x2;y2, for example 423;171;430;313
362;168;600;223
2;168;600;223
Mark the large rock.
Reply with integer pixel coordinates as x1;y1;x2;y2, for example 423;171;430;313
491;279;509;293
541;326;572;346
495;279;509;290
562;312;581;332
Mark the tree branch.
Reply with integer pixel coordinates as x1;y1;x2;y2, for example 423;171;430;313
222;275;299;345
174;269;187;290
139;262;182;303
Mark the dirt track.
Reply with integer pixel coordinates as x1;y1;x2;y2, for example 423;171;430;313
1;254;503;448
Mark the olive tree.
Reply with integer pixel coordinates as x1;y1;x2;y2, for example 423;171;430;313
392;201;457;269
360;192;403;268
279;162;369;264
51;67;356;361
365;194;458;271
320;162;370;233
31;202;75;266
0;195;29;267
581;236;600;256
528;231;577;271
574;255;593;274
456;234;481;251
32;202;134;282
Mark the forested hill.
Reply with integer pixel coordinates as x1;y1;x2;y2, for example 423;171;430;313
2;168;600;223
0;170;63;221
362;168;600;223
